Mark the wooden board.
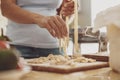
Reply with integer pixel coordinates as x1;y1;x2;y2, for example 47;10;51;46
27;53;109;73
28;62;109;74
83;53;109;62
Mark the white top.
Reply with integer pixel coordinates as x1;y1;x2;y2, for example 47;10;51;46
7;0;63;48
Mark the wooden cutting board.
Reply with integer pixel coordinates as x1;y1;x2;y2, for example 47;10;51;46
83;53;109;62
27;54;109;74
28;62;109;74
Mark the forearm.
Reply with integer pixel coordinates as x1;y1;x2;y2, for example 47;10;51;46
1;0;44;24
1;0;68;38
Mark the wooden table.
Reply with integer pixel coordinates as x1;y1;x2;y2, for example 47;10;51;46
20;67;120;80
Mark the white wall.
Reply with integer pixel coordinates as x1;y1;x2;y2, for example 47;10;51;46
78;0;91;27
91;0;120;32
91;0;120;25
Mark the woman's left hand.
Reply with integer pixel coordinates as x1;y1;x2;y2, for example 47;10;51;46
61;0;74;17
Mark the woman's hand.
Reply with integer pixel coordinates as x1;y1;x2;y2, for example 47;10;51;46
61;0;74;17
35;15;68;39
1;0;68;39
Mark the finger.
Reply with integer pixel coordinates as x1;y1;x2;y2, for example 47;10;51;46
61;1;74;16
64;1;74;8
62;11;74;16
52;16;65;38
56;16;67;37
62;8;74;15
49;29;56;37
56;16;68;37
48;17;62;38
64;0;73;3
45;23;56;37
62;6;74;11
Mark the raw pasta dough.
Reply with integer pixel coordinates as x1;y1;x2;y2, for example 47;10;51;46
28;54;96;67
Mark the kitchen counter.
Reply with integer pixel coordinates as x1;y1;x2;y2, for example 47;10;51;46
20;67;120;80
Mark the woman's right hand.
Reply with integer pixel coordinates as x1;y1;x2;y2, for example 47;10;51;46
1;0;68;39
35;15;68;39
